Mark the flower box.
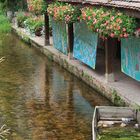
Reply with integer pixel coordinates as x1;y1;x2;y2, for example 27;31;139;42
121;37;140;81
73;22;98;69
47;2;81;55
51;19;68;55
80;7;136;39
27;0;46;15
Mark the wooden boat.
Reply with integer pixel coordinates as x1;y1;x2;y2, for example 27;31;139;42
92;106;138;140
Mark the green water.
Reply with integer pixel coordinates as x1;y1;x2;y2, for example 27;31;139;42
98;126;140;140
0;34;111;140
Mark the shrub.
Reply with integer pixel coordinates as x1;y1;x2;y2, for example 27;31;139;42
47;2;81;23
80;7;136;38
17;12;30;28
0;14;11;33
25;16;44;35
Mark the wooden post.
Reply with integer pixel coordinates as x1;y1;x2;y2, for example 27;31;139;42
105;37;117;82
44;12;50;45
66;23;74;60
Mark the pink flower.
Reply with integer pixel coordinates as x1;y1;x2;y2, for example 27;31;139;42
65;15;71;22
110;33;115;38
88;16;91;20
29;5;33;11
123;28;126;32
117;26;120;30
123;33;128;38
111;16;114;21
82;13;86;20
110;25;113;29
137;28;140;32
92;13;96;17
93;19;97;24
96;29;99;32
116;18;122;23
105;21;109;25
119;20;122;24
77;17;80;20
120;34;123;38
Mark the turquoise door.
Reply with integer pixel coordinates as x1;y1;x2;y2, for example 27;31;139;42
51;19;68;55
121;37;140;81
73;22;98;69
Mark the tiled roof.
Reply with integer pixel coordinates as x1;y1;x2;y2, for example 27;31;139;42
58;0;140;11
85;0;140;11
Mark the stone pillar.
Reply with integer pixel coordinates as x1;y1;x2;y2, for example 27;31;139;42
66;23;74;60
105;37;117;82
44;12;50;45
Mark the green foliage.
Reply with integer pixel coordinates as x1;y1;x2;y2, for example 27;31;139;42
0;14;11;33
24;16;44;34
47;2;81;23
112;90;125;106
0;4;11;33
14;0;27;11
17;12;30;27
81;7;136;39
0;3;4;14
98;127;140;140
0;0;16;11
27;0;47;15
0;0;27;12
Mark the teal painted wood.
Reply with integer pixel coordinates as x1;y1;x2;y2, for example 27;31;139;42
121;37;140;81
73;22;98;69
51;19;68;55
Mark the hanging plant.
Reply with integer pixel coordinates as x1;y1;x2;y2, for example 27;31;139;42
80;7;136;39
47;2;81;23
27;0;47;15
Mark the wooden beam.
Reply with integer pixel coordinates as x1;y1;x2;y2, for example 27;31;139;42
105;37;117;82
66;23;74;59
44;12;50;45
118;8;140;19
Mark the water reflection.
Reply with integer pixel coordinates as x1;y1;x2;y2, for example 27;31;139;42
0;34;111;140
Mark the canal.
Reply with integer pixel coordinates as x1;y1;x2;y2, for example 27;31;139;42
0;34;111;140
